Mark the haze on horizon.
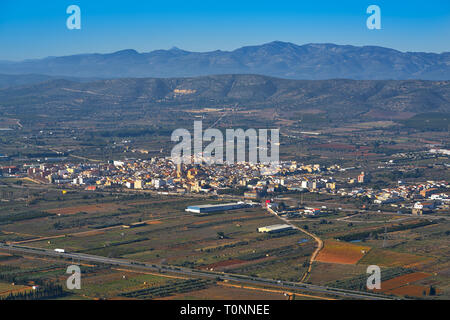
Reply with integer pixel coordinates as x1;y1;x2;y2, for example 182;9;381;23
5;41;450;63
0;0;449;61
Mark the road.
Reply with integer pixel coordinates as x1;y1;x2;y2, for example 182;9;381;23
298;227;323;282
335;213;413;224
266;206;323;283
0;243;395;300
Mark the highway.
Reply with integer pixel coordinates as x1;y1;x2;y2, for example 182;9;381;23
0;243;396;300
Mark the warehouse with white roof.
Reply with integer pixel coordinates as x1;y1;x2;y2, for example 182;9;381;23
185;202;251;214
257;224;293;233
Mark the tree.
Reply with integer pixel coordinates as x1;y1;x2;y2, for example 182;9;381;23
429;285;436;296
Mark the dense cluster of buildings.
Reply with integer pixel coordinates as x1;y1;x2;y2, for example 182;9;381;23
337;180;449;212
1;155;448;215
11;158;344;196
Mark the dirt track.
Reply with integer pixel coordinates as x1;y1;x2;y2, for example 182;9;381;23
266;206;323;283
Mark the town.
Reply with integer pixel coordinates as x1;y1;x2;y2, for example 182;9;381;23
2;151;448;217
0;2;449;303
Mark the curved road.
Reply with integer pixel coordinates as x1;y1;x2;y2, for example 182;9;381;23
266;206;323;283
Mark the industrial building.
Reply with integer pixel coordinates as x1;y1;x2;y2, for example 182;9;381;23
185;202;252;214
257;224;293;233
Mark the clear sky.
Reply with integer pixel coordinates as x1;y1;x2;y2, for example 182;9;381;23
0;0;449;60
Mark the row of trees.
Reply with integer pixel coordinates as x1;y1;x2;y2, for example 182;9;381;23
1;283;65;300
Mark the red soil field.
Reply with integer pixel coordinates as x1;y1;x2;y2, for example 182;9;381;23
387;285;430;297
378;272;430;292
316;240;370;265
371;272;434;297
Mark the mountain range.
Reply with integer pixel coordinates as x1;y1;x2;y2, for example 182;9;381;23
0;75;448;123
1;41;449;80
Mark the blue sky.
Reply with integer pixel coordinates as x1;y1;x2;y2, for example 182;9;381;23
0;0;449;60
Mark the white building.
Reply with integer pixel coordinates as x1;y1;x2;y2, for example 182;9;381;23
258;224;293;233
153;179;166;189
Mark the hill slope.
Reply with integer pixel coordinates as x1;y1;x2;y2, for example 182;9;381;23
0;75;448;123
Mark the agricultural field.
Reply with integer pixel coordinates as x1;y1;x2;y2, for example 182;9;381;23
358;248;434;268
0;190;322;298
0;179;449;299
315;240;371;264
3;198;312;280
307;262;368;286
160;282;329;300
0;244;334;300
288;206;449;299
375;272;432;297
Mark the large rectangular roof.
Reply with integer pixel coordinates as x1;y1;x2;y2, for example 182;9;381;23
187;202;243;209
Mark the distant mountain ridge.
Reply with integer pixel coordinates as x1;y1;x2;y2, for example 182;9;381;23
0;74;98;89
1;41;449;80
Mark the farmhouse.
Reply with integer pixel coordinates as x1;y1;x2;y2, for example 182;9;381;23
304;208;321;215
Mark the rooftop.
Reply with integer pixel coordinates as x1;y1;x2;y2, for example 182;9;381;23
187;202;245;209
